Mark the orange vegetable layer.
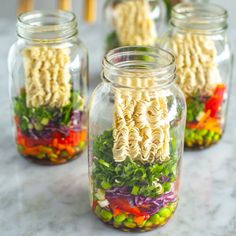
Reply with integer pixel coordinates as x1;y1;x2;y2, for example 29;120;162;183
16;128;87;158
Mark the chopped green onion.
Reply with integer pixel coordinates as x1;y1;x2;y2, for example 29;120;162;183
131;185;140;195
98;159;110;168
101;181;111;190
41;117;49;125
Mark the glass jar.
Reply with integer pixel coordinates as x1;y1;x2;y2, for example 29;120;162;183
88;46;186;232
166;3;233;149
164;1;209;20
8;11;88;165
104;0;167;51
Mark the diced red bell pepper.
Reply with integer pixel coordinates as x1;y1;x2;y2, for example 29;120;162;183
14;116;20;126
205;84;226;118
16;129;49;147
92;201;98;210
25;136;50;147
16;125;84;150
113;208;122;216
133;215;148;225
109;198;143;217
186;122;198;129
52;130;81;146
52;132;62;140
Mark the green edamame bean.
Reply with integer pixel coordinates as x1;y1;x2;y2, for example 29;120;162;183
144;220;153;227
158;208;171;218
186;141;193;147
79;141;86;149
205;136;212;143
123;221;136;229
198;140;203;146
195;134;203;142
150;214;161;224
37;153;46;159
114;214;127;223
100;209;113;221
17;145;24;152
95;205;101;216
61;150;69;156
126;217;134;223
138;220;147;227
189;130;195;139
208;131;215;138
213;134;220;142
198;129;208;136
49;153;58;159
113;223;120;228
169;204;176;213
159;216;166;225
185;130;191;139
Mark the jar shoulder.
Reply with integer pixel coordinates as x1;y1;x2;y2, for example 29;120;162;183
8;37;88;68
89;83;111;110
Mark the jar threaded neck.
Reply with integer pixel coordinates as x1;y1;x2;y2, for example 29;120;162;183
171;3;228;33
17;10;78;42
103;46;176;89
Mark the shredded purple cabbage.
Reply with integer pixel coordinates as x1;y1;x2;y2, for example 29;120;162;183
105;186;177;215
69;110;83;131
106;186;131;198
159;175;170;183
25;110;83;139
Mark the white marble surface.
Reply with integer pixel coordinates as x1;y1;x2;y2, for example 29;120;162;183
0;19;236;236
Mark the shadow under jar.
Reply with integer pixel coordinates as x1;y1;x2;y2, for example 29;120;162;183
8;10;88;165
88;46;186;232
166;3;233;149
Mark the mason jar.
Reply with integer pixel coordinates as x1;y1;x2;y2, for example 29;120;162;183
103;0;167;51
8;11;88;165
88;46;186;232
166;3;233;149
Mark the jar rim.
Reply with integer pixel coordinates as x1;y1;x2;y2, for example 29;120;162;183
17;10;78;42
171;3;228;33
103;46;176;88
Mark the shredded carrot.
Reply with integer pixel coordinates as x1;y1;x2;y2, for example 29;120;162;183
38;146;52;154
66;146;75;156
195;110;211;129
80;129;87;142
52;138;58;147
57;143;66;150
133;216;146;225
113;208;122;217
14;116;20;125
196;116;221;133
56;150;61;155
24;147;40;155
17;138;26;146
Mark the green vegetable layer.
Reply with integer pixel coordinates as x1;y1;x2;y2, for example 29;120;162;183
185;95;222;148
95;202;177;231
92;130;178;198
14;89;83;132
186;96;204;123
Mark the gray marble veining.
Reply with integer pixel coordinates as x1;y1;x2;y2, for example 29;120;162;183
0;20;236;236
